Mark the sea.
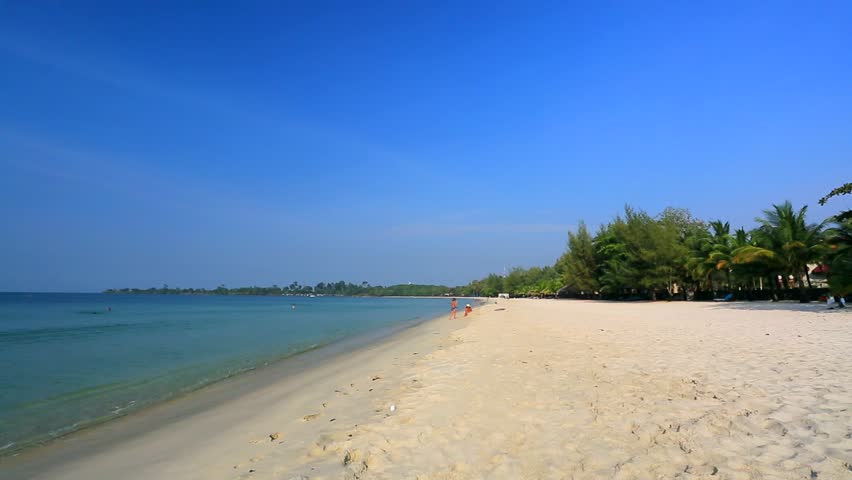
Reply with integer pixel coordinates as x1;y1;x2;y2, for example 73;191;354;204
0;293;453;454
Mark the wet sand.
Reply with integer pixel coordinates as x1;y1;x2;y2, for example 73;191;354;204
5;299;852;479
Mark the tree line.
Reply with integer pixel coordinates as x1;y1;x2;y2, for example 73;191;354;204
458;184;852;301
106;184;851;302
105;282;453;297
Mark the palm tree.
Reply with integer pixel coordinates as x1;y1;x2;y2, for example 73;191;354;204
824;218;852;296
733;202;826;301
706;220;736;288
687;220;739;291
729;228;766;290
820;182;852;296
686;236;716;290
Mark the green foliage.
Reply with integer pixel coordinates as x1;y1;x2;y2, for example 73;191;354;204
593;207;695;298
557;221;598;293
111;198;843;301
819;182;852;222
105;282;455;297
464;199;839;300
460;267;561;297
825;219;852;295
593;220;630;294
818;182;852;206
733;202;825;295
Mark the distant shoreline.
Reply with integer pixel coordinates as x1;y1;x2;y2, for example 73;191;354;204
101;292;451;297
103;282;460;297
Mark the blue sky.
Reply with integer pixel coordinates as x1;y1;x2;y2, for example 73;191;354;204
2;1;851;292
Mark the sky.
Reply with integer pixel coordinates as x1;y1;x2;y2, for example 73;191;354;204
1;1;851;292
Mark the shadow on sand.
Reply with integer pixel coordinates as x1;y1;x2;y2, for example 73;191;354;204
707;301;848;313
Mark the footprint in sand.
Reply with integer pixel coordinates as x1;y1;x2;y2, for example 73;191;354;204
303;413;321;422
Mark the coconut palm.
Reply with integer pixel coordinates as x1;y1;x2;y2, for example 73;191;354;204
728;227;769;290
686;232;716;289
824;218;852;295
687;220;739;290
706;220;736;288
733;201;826;301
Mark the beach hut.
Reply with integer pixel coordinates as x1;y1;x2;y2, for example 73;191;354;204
809;263;830;288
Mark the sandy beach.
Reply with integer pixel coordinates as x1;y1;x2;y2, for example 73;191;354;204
5;299;852;480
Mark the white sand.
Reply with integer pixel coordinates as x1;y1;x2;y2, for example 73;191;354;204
7;300;852;479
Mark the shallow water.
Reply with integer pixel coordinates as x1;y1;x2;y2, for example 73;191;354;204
0;293;451;453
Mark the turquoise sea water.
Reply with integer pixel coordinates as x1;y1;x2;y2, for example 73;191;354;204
0;293;452;454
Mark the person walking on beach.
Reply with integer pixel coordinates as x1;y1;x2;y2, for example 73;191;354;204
450;297;458;319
